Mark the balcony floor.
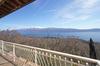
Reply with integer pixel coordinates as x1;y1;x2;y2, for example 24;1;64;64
0;56;14;66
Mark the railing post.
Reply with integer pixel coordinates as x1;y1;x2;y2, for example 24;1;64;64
1;40;4;55
59;56;62;66
54;55;57;66
13;44;15;62
35;48;37;66
97;61;100;66
86;62;89;66
71;59;73;66
64;57;67;66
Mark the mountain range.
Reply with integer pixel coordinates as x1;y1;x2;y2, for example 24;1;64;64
17;28;100;33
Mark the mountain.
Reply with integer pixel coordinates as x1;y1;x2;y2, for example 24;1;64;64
17;28;100;34
16;28;100;40
17;28;100;31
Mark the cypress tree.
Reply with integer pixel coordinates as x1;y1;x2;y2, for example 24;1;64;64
89;38;97;66
89;38;96;59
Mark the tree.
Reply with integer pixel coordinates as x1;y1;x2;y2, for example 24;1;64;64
89;38;96;59
89;38;97;66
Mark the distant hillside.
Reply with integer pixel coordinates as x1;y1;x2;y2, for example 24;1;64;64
0;30;100;60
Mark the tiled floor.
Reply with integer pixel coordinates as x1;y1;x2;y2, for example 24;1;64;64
0;56;14;66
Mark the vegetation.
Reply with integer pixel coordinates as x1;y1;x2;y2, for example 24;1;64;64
0;30;100;60
89;38;97;59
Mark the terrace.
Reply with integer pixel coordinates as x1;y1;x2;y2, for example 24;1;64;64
0;40;100;66
0;56;14;66
0;0;100;66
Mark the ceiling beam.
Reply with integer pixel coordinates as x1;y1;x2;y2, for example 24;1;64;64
0;0;35;18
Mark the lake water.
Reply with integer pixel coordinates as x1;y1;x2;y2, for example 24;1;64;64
21;31;100;42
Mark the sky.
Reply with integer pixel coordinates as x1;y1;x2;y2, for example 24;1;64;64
0;0;100;30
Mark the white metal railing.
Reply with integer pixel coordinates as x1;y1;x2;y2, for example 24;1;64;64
0;40;100;66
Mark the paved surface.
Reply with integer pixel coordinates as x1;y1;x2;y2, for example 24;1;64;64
0;56;14;66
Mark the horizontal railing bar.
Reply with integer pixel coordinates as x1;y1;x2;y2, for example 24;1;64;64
1;40;100;64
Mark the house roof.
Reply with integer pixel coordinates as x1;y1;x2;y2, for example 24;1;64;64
0;0;35;18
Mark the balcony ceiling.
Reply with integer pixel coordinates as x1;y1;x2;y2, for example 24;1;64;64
0;0;35;18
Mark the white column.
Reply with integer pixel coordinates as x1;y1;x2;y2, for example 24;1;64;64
70;59;73;66
35;48;37;66
13;44;16;62
54;55;57;66
1;40;4;55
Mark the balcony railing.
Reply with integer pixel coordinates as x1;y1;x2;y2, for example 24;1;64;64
0;40;100;66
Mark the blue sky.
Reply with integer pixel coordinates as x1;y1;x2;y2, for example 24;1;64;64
0;0;100;30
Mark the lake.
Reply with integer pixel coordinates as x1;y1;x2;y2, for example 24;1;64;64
20;31;100;42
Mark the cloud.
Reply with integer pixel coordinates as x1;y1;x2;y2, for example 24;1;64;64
78;15;90;20
33;26;46;28
81;0;97;9
54;0;100;22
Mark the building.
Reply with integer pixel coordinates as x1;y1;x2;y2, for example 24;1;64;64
0;0;35;18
